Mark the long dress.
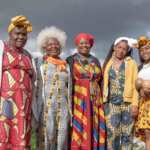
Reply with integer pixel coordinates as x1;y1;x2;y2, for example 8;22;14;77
68;54;106;150
135;63;150;142
0;41;34;149
35;59;69;150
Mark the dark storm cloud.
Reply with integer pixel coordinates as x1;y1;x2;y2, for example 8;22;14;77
0;0;150;64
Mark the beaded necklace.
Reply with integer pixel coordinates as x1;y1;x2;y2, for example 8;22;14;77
76;53;95;95
143;62;150;69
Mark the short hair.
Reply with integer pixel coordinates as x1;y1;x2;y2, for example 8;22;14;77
37;26;67;54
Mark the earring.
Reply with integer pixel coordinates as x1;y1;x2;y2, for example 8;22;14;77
112;52;115;58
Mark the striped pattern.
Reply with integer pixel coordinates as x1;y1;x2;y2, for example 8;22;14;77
69;54;106;150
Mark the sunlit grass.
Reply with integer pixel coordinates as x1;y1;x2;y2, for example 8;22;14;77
31;128;36;150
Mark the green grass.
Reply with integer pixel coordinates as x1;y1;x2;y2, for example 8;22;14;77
31;128;36;150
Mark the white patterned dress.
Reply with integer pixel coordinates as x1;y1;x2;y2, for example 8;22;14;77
35;58;70;150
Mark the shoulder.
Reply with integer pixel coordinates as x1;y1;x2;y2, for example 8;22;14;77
138;64;143;72
23;49;32;58
35;56;44;66
92;56;99;62
0;40;5;49
92;56;100;65
66;55;74;61
127;58;137;64
66;55;74;66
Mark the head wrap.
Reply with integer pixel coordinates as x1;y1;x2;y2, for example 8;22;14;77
75;33;94;48
135;36;150;50
114;37;137;51
8;15;33;33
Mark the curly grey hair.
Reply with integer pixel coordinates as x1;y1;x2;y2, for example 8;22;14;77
37;26;67;54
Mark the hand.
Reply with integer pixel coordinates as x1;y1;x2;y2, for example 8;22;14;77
131;106;138;117
140;89;146;97
143;88;150;96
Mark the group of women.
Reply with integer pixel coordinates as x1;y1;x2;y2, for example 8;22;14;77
0;15;150;150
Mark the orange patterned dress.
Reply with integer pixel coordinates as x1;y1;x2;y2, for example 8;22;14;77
0;41;34;150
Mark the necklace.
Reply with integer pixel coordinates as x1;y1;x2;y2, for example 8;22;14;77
143;63;150;69
76;54;95;95
113;58;125;71
8;42;23;53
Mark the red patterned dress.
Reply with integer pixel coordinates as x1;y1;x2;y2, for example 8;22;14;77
0;41;34;150
68;54;106;150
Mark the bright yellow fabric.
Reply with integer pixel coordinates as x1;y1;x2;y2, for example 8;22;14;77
135;96;150;142
135;36;150;50
101;57;139;106
8;15;33;33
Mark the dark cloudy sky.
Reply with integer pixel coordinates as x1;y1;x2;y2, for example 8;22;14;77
1;0;150;65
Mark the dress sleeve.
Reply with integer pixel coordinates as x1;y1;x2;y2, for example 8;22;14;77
132;61;139;107
66;64;73;126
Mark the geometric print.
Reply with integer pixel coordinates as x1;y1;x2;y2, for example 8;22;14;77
0;41;34;150
68;54;106;150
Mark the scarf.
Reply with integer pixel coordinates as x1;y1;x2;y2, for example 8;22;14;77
43;55;66;72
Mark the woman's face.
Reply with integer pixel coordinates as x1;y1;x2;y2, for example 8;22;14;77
140;45;150;63
9;26;28;50
113;41;128;60
45;38;60;58
76;38;91;56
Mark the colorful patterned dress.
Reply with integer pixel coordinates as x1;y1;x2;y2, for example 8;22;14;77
69;54;105;150
135;64;150;142
0;41;34;149
104;61;135;150
35;58;69;150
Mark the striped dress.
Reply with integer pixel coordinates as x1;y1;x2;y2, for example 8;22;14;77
68;54;106;150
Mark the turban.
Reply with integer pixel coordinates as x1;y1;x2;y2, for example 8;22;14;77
114;37;137;51
75;33;94;48
135;36;150;50
8;15;33;33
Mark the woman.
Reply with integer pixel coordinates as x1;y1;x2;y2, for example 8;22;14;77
135;36;150;150
35;26;72;150
66;33;106;150
102;37;139;150
0;15;37;149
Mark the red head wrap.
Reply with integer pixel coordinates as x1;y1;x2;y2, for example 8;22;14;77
75;33;94;48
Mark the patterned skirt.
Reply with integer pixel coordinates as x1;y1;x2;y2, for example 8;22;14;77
135;96;150;142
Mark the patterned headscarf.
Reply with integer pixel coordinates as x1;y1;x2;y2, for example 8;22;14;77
135;36;150;50
8;15;33;33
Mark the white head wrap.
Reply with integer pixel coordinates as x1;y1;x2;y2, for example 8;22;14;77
114;37;137;51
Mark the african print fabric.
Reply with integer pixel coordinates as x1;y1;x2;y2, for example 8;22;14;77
0;41;34;149
108;61;125;105
104;103;134;150
68;54;106;150
35;59;69;150
135;96;150;142
104;61;134;150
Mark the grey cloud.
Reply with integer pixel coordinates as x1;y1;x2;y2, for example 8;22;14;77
0;0;150;65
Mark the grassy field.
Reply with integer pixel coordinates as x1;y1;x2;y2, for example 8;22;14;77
30;129;145;149
31;128;36;150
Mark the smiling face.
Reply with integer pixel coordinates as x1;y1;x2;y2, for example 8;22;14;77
113;41;128;60
76;38;91;56
9;26;28;50
140;45;150;64
45;38;60;58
